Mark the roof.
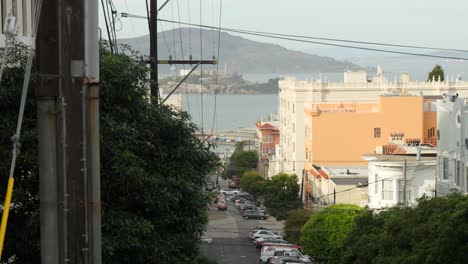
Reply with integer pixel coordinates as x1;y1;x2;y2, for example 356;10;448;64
260;123;275;129
332;178;368;186
362;154;437;162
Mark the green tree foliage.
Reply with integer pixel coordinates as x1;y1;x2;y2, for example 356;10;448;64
230;150;258;177
301;204;364;263
0;42;220;263
264;173;302;220
283;209;312;245
341;193;468;264
427;64;445;82
100;45;219;263
0;41;40;262
239;170;262;192
239;170;266;199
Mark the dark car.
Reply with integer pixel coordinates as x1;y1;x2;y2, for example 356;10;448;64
244;210;267;220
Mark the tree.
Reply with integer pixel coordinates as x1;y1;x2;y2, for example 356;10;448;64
230;150;258;176
300;204;364;263
0;41;40;263
283;209;312;245
264;173;302;220
239;170;262;193
341;193;468;264
0;42;220;263
427;64;445;82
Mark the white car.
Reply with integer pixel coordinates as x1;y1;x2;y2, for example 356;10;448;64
251;230;281;241
221;189;239;195
260;244;311;263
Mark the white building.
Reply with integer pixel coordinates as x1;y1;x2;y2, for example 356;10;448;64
363;154;436;209
436;95;468;194
0;0;35;44
277;69;468;187
305;166;368;208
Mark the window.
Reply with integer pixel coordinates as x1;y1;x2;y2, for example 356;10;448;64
456;160;461;186
398;179;411;203
443;158;449;180
374;174;378;194
381;180;393;200
374;128;381;138
305;148;309;160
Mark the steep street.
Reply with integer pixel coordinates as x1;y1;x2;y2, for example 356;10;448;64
201;179;284;264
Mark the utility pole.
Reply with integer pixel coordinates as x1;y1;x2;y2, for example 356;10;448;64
150;0;159;103
403;159;407;207
37;0;101;263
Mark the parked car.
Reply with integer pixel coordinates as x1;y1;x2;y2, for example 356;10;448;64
255;238;289;249
260;246;312;264
249;226;269;239
244;211;268;220
221;189;239;195
217;201;228;210
251;230;281;241
239;203;257;212
267;256;307;264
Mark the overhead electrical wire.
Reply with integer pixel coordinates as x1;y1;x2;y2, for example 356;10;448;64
157;18;468;61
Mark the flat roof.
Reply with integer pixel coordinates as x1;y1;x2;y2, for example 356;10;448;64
323;166;368;177
362;154;436;162
332;178;368;186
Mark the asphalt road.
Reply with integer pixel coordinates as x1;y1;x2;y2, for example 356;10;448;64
201;179;284;264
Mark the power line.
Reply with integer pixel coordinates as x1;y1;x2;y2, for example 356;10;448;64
157;18;468;61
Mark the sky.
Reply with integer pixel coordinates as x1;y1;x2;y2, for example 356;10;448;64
101;0;468;56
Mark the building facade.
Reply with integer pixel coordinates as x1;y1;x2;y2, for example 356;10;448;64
277;70;468;192
436;95;468;195
363;154;436;209
304;95;438;167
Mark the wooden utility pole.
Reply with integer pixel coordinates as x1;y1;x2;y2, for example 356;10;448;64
150;0;159;103
403;159;407;206
37;0;101;263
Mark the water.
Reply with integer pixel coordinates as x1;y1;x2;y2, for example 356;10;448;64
181;93;278;132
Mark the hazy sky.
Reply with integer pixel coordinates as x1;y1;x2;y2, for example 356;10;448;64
101;0;468;53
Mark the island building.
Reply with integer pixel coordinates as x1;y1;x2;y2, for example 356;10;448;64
277;67;468;202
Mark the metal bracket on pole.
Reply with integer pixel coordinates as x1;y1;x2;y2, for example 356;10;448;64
161;63;200;104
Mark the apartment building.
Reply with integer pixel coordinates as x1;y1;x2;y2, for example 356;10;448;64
436;95;468;195
277;69;468;190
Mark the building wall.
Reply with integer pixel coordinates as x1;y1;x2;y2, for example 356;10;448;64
278;76;468;196
436;96;468;194
308;96;431;166
367;160;436;209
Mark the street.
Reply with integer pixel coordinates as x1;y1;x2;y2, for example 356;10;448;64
201;179;284;264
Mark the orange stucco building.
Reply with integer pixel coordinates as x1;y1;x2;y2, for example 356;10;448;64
304;95;438;169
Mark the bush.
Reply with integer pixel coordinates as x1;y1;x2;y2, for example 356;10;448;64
341;194;468;264
284;209;312;245
301;204;364;263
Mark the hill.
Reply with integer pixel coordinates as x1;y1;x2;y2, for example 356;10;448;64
119;28;361;74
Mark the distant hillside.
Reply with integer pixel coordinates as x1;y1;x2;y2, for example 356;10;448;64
119;28;361;74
